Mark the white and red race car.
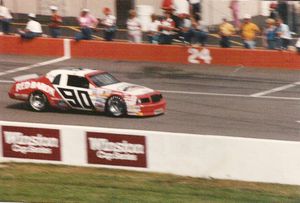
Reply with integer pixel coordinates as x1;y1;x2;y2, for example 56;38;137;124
8;68;166;117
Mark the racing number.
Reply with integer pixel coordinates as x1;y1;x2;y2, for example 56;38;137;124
58;88;94;109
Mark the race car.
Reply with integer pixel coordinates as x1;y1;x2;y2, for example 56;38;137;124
8;68;166;117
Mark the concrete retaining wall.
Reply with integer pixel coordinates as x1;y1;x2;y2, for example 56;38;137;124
1;121;300;186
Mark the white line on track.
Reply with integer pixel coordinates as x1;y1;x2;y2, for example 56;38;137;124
0;39;71;77
0;56;69;77
160;90;300;101
250;82;299;97
0;79;14;83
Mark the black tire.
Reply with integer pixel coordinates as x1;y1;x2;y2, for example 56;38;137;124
106;96;127;117
28;91;48;112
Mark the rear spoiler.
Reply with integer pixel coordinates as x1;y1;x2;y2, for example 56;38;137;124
13;74;39;82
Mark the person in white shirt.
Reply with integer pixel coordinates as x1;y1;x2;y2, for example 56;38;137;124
18;13;42;39
0;1;13;34
275;18;292;50
173;0;189;17
101;7;117;41
127;9;142;43
159;11;176;44
147;14;161;44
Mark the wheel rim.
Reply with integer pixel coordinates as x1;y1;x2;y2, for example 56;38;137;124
30;93;46;111
108;98;125;116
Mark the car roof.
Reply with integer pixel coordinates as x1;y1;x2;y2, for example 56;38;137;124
46;68;103;78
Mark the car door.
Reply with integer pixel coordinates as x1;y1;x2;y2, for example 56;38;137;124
53;74;95;111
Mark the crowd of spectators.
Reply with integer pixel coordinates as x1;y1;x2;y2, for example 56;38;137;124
0;0;298;51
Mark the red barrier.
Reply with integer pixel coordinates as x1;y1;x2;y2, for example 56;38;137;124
1;35;300;70
71;40;188;63
209;48;300;70
0;35;63;57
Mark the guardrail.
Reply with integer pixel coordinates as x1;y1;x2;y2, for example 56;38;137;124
1;35;300;69
1;121;300;186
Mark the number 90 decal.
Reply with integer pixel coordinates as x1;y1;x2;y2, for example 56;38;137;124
58;88;94;110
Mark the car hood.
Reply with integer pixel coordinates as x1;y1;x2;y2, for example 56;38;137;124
103;82;154;96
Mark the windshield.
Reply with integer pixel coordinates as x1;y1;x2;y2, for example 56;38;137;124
89;72;120;87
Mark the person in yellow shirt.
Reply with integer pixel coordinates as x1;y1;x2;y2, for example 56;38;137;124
219;18;235;48
240;14;260;49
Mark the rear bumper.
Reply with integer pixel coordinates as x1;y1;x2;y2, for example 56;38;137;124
127;99;166;117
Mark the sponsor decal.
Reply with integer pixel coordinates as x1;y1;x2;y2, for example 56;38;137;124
87;132;147;168
15;81;55;96
188;47;212;64
2;126;61;161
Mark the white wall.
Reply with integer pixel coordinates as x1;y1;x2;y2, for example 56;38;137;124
1;121;300;186
3;0;262;23
202;0;261;25
3;0;116;18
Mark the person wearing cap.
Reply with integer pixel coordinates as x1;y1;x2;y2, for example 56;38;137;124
0;0;13;35
18;13;42;39
75;8;99;41
100;7;116;41
49;6;62;38
263;18;276;50
219;18;235;48
240;14;260;49
126;9;142;43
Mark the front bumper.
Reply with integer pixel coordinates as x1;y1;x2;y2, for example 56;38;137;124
127;99;166;117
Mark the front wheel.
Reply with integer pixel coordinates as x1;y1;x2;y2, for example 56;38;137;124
28;91;48;112
106;96;127;117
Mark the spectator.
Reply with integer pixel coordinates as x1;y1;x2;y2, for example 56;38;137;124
75;9;98;41
173;0;190;17
275;18;292;50
100;7;117;41
0;0;13;35
126;9;142;43
277;0;288;24
159;11;176;44
240;14;260;49
263;18;276;50
295;37;300;53
229;0;240;29
147;14;161;44
191;16;208;46
48;6;62;38
189;0;202;17
178;14;193;44
269;2;279;20
219;18;235;48
161;0;173;10
17;13;42;39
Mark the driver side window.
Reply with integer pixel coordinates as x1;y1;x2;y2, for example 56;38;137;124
52;74;61;85
67;75;90;89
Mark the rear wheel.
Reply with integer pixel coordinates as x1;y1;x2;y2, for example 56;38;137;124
28;91;48;112
106;96;127;117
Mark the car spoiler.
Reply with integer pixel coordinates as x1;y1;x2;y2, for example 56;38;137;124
13;74;39;82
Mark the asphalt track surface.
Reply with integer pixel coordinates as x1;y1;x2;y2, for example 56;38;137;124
0;55;299;141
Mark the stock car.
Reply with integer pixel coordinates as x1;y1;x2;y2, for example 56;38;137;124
8;68;166;117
